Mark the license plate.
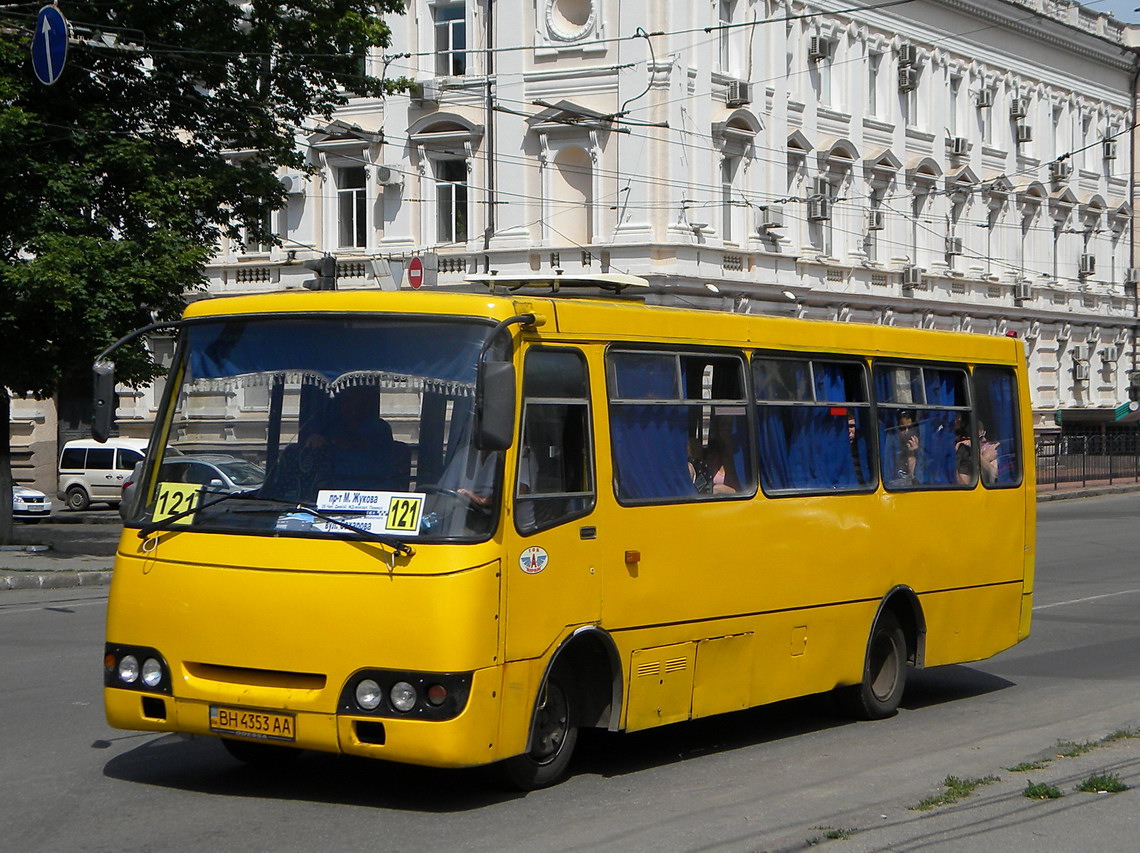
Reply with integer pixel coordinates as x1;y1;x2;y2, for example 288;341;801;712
209;705;296;742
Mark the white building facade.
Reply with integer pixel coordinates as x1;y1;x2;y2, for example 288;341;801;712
13;0;1139;493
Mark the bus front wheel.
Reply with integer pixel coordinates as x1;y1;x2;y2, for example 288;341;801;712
496;675;578;790
839;610;907;720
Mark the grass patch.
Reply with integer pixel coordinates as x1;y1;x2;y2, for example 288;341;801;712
1102;729;1140;744
1024;781;1063;800
1055;740;1096;759
1007;759;1051;773
807;826;853;843
912;775;1000;811
1075;773;1129;794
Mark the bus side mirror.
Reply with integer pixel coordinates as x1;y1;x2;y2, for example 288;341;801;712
92;361;116;443
476;361;516;451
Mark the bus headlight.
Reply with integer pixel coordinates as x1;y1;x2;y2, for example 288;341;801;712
355;679;382;711
141;658;164;689
390;681;417;712
104;644;172;695
338;669;473;720
118;655;140;684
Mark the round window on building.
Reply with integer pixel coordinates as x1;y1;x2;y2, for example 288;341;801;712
545;0;596;42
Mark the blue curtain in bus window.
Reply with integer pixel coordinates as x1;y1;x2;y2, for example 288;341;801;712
976;368;1019;484
610;353;677;399
810;365;864;489
611;405;697;501
757;406;867;491
921;371;963;486
189;320;487;385
756;407;793;490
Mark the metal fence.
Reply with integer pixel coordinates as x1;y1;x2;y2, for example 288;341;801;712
1035;433;1140;489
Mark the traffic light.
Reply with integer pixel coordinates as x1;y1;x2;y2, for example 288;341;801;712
302;255;337;290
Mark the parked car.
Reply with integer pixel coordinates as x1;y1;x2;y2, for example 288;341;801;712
120;454;265;520
57;438;148;511
59;439;183;511
12;484;52;523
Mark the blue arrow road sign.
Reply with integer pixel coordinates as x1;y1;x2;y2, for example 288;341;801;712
31;5;68;85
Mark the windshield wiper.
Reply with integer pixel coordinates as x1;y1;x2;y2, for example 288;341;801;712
136;491;415;558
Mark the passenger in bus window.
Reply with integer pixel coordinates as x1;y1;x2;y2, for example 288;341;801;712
891;410;920;486
688;436;712;494
955;415;976;485
704;418;740;495
978;422;1000;485
306;387;398;489
848;414;868;485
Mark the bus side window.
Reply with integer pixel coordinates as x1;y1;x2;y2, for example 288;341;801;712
609;350;752;503
516;348;595;534
753;356;873;493
874;364;971;489
972;366;1022;487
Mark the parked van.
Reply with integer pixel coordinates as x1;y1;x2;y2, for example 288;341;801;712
57;438;151;510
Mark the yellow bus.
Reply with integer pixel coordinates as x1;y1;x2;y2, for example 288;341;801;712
99;276;1034;788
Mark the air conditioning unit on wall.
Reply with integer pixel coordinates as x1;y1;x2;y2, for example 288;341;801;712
866;209;885;231
898;67;919;92
898;43;917;66
726;80;751;106
807;196;832;221
1015;124;1033;144
945;236;963;256
976;88;994;108
808;36;831;61
1103;139;1118;160
901;267;922;289
1048;160;1072;182
948;136;969;156
1010;97;1029;119
1079;254;1096;277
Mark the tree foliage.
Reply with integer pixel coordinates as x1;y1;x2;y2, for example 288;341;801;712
2;0;405;390
0;0;404;541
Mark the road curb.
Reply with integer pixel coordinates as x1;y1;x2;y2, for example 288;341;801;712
0;570;113;590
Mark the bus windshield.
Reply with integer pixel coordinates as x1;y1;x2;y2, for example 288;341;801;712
130;316;503;542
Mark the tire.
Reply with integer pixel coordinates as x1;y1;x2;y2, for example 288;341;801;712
220;737;300;767
496;674;579;790
838;610;908;721
65;486;90;511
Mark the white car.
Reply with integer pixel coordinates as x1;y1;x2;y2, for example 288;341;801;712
13;485;52;523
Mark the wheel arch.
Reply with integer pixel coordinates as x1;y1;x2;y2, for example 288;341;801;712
874;586;927;668
532;626;623;740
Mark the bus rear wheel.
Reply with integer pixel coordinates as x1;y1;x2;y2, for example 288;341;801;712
496;674;578;790
839;610;907;720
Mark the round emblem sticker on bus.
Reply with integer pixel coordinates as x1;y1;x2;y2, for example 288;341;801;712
519;546;549;575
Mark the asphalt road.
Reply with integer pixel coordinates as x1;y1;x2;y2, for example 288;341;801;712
3;494;1140;852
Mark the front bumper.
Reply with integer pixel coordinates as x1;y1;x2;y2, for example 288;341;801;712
104;665;508;769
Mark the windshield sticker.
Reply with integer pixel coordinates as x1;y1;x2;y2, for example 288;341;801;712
315;490;425;536
519;546;549;575
152;483;203;525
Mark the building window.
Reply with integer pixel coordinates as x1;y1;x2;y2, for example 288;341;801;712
241;206;273;254
866;189;882;262
818;45;834;107
867;52;882;118
718;0;736;74
721;156;739;243
337;166;367;249
433;2;466;76
979;89;992;144
435;158;468;244
949;75;961;136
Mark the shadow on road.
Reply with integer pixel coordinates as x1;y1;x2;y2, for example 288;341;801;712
100;664;1014;809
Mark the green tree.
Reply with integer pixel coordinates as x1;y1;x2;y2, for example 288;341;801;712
0;0;405;543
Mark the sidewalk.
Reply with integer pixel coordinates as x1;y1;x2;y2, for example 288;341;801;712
4;482;1140;591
